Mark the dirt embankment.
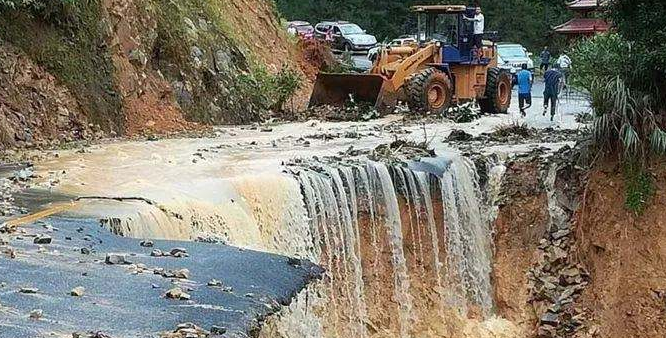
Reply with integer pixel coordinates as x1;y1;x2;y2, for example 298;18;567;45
0;0;313;148
492;159;550;329
575;163;666;338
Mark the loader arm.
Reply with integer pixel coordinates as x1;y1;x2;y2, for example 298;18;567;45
374;43;440;91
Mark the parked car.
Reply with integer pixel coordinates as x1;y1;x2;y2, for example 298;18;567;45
286;21;315;40
314;21;377;52
368;36;418;61
496;43;535;77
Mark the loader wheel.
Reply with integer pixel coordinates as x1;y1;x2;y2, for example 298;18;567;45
479;67;512;114
406;68;452;114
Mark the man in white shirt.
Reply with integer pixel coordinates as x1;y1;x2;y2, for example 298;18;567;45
465;7;485;49
557;53;572;83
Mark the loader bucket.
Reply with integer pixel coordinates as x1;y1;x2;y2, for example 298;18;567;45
308;73;396;114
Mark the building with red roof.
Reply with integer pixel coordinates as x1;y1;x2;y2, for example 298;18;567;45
555;0;610;37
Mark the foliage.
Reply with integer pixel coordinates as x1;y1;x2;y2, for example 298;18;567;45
491;120;534;139
571;0;666;212
0;0;122;131
275;0;571;52
445;102;480;123
623;161;655;215
239;65;303;113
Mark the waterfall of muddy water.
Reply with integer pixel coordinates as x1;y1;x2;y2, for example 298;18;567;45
284;155;511;337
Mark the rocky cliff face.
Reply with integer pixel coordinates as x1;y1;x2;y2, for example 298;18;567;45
0;0;308;148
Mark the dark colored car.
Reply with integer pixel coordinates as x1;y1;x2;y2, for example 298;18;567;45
314;21;377;52
286;21;315;40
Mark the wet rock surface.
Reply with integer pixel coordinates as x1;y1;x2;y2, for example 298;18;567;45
0;217;323;337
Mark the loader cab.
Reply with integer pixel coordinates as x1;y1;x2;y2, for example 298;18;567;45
411;5;490;65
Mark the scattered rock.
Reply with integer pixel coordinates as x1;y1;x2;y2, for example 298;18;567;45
70;286;85;297
33;235;52;244
151;249;164;257
19;287;39;294
540;311;560;326
207;279;222;287
165;287;190;300
170;247;188;258
140;240;154;248
105;253;128;265
29;309;43;320
210;325;226;335
446;129;474;142
80;247;91;255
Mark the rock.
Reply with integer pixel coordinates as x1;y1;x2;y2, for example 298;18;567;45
80;247;91;255
207;279;222;287
447;129;474;142
140;240;154;248
105;253;128;265
540;311;560;326
210;325;226;334
70;286;85;297
166;287;190;300
537;324;557;337
173;268;190;279
29;309;43;320
548;247;567;265
128;49;148;68
551;229;570;240
170;247;188;257
151;283;160;289
33;235;52;244
19;287;39;294
165;287;183;299
150;249;164;257
287;257;301;267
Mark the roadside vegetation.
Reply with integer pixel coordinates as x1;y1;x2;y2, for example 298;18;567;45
571;0;666;214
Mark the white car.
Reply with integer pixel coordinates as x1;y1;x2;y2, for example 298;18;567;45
368;36;418;61
496;43;535;76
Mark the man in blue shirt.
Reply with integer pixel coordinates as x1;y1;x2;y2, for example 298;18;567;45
516;64;533;117
543;64;563;121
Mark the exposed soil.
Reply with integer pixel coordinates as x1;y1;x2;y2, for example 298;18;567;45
492;160;549;329
0;42;93;149
575;163;666;338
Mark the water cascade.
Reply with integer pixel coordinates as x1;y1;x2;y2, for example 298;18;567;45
289;154;496;337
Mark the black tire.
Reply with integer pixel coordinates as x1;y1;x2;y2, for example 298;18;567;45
405;68;453;114
479;67;512;114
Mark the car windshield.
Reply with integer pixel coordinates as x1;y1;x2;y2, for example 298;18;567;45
498;46;527;58
339;24;364;35
296;25;313;32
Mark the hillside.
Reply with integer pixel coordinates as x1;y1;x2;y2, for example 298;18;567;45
0;0;311;148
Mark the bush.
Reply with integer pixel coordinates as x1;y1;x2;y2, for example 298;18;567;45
238;65;303;113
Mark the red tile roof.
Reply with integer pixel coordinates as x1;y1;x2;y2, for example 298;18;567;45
554;18;610;34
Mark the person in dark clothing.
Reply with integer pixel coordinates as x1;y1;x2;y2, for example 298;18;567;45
540;47;551;72
516;64;533;117
543;64;563;121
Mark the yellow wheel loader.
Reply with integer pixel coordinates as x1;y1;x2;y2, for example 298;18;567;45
309;5;513;115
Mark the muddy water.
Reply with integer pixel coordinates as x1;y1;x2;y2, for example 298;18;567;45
28;117;579;337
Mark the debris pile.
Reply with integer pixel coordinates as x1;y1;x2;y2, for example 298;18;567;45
528;222;590;337
444;102;481;123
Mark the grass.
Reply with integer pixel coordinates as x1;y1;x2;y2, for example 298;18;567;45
0;1;123;132
623;161;655;215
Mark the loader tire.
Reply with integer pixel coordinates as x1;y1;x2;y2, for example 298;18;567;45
406;68;452;114
479;67;512;114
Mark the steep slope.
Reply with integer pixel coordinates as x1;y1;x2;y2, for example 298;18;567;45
575;164;666;338
0;0;309;146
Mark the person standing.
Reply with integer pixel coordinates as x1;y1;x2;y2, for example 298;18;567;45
516;64;533;117
464;7;485;50
543;64;563;121
556;53;572;84
540;47;551;72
